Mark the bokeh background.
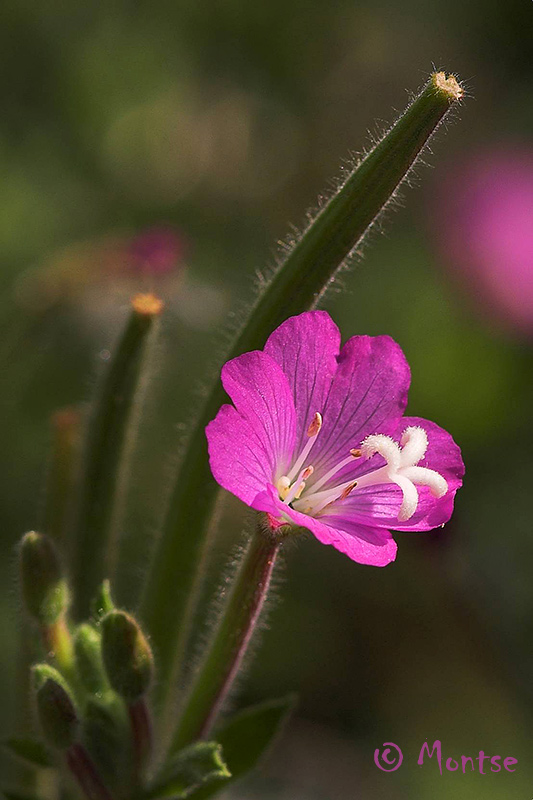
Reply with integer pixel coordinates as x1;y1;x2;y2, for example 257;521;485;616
1;1;533;798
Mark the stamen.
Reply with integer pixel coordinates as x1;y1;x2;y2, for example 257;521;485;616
293;477;358;515
306;450;359;494
339;480;358;501
287;412;322;481
310;480;358;516
307;412;323;438
284;465;314;505
276;475;291;500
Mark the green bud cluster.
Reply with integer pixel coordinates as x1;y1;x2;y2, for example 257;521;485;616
20;543;156;795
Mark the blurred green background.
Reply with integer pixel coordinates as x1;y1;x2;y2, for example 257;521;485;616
1;1;533;797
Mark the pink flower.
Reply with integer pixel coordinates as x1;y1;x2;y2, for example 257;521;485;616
438;149;533;336
206;312;464;566
128;226;186;276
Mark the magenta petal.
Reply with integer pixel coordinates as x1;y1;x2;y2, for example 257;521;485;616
262;485;397;566
264;311;341;454
207;405;278;506
311;335;411;478
220;350;296;478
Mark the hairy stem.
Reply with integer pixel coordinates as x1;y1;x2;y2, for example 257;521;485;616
66;743;114;800
169;524;281;753
128;697;153;784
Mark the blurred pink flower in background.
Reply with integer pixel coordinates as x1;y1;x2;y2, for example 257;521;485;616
127;226;187;277
437;148;533;336
15;225;187;311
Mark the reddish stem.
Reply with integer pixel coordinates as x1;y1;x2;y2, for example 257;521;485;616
66;743;114;800
128;696;153;779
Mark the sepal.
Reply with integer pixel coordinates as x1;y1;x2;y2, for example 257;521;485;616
2;738;54;769
74;624;109;694
145;743;230;800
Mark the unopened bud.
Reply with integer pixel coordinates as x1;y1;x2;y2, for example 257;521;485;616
91;580;115;623
33;664;79;750
20;532;70;625
101;612;154;702
74;625;108;694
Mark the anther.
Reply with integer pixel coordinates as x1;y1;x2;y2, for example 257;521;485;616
339;480;357;501
307;412;322;438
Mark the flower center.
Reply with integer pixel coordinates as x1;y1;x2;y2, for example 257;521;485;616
275;417;448;522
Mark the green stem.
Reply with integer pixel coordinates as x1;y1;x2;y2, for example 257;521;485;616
140;72;464;709
72;294;162;618
169;524;281;753
44;406;82;546
44;616;75;681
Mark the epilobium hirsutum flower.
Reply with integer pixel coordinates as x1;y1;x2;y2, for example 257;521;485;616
207;312;464;566
436;149;533;337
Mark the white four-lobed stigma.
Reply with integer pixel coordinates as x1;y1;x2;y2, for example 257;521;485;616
357;426;448;521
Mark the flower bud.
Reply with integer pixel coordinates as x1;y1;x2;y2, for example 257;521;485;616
33;664;79;750
101;612;154;702
19;531;70;626
74;624;108;694
91;580;115;622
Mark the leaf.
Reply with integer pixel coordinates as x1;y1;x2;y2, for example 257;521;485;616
187;694;296;799
146;742;230;800
2;790;46;800
2;738;54;769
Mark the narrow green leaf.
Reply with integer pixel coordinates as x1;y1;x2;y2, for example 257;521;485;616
146;742;230;800
2;739;54;769
186;695;296;799
2;791;45;800
71;293;163;618
44;406;82;545
140;72;465;708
